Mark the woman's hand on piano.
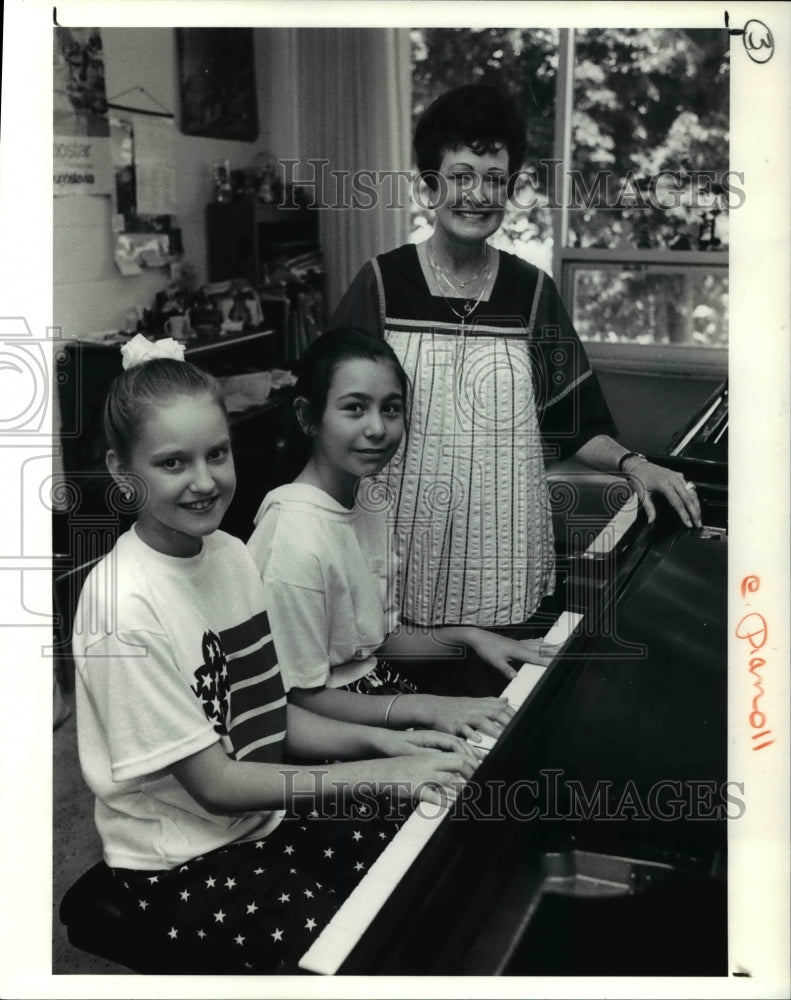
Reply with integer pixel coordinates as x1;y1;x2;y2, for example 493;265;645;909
465;629;560;678
627;461;703;529
415;694;515;741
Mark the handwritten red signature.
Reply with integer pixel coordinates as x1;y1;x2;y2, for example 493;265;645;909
736;575;774;751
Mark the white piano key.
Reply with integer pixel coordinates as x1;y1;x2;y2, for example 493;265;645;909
393;805;448;846
365;838;424;886
468;611;585;740
584;493;639;556
299;922;362;974
299;811;446;974
501;611;584;709
329;874;396;929
369;827;434;879
542;609;584;645
469;731;498;752
501;662;546;710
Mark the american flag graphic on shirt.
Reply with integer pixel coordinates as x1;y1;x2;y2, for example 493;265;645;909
190;610;287;763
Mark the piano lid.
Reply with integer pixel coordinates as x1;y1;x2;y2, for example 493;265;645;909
650;379;728;529
666;378;728;463
653;378;728;476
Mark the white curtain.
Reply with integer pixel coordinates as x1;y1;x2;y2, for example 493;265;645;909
295;29;412;313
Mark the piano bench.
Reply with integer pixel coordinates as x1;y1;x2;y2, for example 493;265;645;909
59;862;147;973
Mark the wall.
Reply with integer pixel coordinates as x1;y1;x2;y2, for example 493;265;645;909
53;28;295;339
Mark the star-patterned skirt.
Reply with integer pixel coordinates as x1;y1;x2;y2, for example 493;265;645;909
112;806;402;974
341;657;418;696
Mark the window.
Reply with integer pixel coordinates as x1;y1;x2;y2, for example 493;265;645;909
559;28;729;350
410;27;729;354
568;264;728;347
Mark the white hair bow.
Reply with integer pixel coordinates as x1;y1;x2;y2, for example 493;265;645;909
120;333;186;371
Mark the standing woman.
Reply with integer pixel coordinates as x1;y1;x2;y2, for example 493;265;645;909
330;84;702;630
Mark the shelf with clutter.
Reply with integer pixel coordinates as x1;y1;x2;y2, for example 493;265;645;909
85;259;279;368
205;168;325;362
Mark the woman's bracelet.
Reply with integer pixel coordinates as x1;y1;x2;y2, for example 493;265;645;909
618;451;647;474
384;693;404;730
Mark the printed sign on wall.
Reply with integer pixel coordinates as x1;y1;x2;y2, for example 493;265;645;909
53;27;112;196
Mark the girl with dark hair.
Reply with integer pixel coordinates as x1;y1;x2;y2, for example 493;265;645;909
330;83;702;632
247;329;554;740
71;336;478;974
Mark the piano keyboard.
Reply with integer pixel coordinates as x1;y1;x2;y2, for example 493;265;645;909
582;491;639;557
300;490;639;974
299;610;584;975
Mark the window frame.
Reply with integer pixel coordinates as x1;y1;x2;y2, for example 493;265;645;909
551;28;728;379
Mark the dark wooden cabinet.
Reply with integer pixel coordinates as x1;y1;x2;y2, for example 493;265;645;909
206;199;325;361
206;200;319;286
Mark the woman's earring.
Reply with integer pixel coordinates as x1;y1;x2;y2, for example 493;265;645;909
121;483;134;501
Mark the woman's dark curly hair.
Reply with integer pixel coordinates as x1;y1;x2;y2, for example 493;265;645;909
414;84;528;196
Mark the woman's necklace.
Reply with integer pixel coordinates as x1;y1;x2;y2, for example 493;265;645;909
428;244;491;325
429;243;489;290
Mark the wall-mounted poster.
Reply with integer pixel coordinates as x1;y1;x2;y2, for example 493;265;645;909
53;27;113;196
176;28;259;141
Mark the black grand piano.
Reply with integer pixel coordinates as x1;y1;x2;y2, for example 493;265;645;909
301;381;729;977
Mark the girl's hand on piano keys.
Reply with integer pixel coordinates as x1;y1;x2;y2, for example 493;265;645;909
364;750;475;804
416;694;515;741
373;727;482;769
466;629;559;678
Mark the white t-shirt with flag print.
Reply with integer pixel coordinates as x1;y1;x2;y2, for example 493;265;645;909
73;526;287;871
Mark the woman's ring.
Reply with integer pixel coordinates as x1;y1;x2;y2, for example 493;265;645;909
684;481;697;491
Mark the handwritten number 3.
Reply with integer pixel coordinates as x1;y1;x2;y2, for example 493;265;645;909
725;14;774;64
743;19;774;64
